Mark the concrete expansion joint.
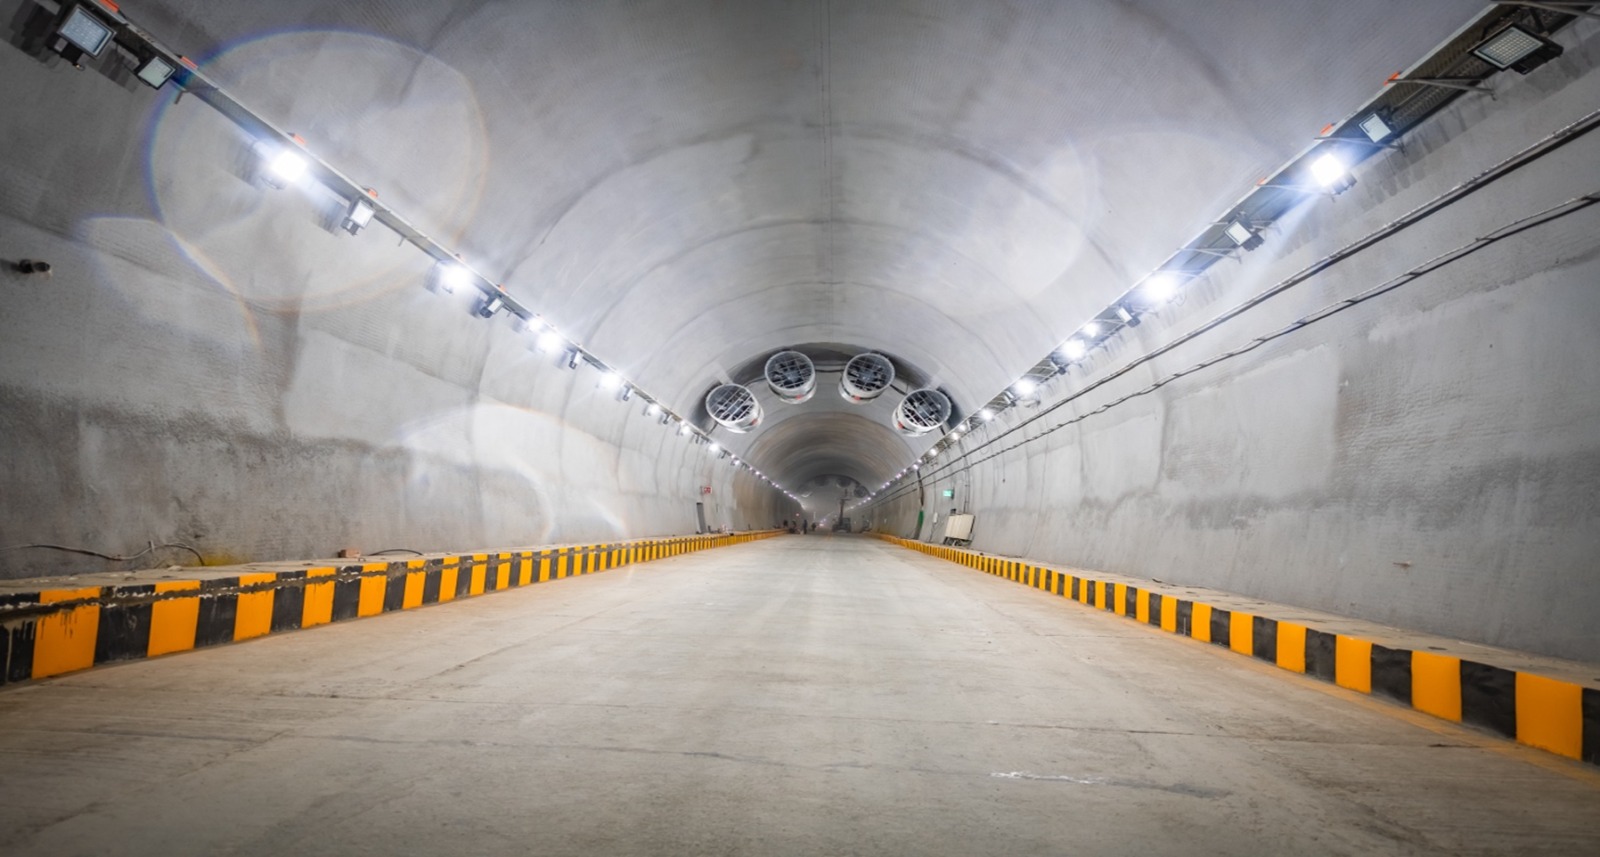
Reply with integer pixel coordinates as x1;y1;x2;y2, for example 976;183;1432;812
0;530;783;688
880;535;1600;768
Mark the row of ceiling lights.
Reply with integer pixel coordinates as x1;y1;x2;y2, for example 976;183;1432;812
848;7;1578;514
848;147;1359;508
282;155;805;505
41;0;806;511
44;2;1574;517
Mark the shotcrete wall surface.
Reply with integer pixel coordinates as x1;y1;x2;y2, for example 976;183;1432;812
0;27;791;579
883;25;1600;662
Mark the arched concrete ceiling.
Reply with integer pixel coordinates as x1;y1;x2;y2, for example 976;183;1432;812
127;0;1476;490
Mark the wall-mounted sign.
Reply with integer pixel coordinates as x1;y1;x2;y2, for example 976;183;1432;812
941;489;954;498
701;486;713;495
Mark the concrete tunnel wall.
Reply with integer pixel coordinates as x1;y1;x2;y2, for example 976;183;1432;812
875;27;1600;663
2;0;1597;668
0;17;795;579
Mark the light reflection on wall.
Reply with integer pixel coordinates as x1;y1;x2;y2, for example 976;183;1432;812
79;216;265;354
142;30;489;313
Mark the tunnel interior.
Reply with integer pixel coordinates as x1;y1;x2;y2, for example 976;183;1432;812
2;0;1599;666
3;2;1600;851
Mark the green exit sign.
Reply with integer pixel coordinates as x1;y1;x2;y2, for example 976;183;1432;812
941;489;954;498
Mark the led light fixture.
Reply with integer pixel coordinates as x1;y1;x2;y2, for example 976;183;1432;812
1309;152;1355;194
342;198;376;235
979;409;995;422
429;262;473;294
536;330;563;352
1473;23;1562;74
251;141;309;190
53;5;114;67
599;372;621;390
708;443;720;455
1013;378;1037;397
475;294;505;319
1114;305;1138;327
566;350;582;370
1358;113;1393;144
1082;322;1101;337
1060;338;1087;360
268;150;307;186
1142;272;1183;303
135;54;176;89
1225;220;1264;251
646;403;662;417
678;423;691;436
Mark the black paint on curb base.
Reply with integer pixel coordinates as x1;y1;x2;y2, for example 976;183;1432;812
383;571;408;613
1583;688;1600;766
421;567;442;604
94;585;155;664
1371;644;1412;705
1305;630;1337;682
331;573;363;622
1252;616;1277;662
1124;585;1137;617
5;621;34;684
270;572;306;633
195;580;239;648
1147;593;1164;627
1210;608;1231;648
0;594;30;685
455;565;475;598
1174;600;1194;637
1461;660;1517;739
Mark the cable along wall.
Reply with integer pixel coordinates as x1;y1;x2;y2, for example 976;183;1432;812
869;46;1600;662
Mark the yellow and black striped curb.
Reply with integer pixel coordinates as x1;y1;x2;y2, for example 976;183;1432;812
881;535;1600;767
0;531;779;687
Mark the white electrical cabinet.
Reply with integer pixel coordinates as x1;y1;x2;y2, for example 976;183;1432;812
942;514;975;542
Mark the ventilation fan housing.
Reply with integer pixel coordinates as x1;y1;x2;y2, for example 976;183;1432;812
705;384;763;433
893;388;952;436
764;350;816;404
840;353;895;403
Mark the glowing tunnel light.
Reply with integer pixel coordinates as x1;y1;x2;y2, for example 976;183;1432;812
266;150;307;185
1309;152;1355;194
1141;272;1182;303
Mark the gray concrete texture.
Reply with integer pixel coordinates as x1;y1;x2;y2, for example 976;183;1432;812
1;0;1597;667
0;537;1595;856
880;21;1600;662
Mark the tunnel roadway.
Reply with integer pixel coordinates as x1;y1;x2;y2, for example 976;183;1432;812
0;535;1595;856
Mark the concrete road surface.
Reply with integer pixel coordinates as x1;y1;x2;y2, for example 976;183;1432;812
0;536;1595;856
